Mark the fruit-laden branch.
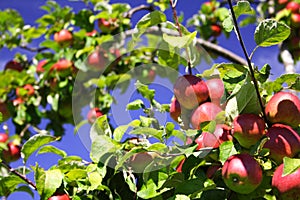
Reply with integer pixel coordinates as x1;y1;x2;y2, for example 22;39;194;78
0;161;37;190
125;27;248;66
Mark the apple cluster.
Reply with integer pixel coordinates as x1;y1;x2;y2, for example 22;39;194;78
171;74;300;197
0;133;21;163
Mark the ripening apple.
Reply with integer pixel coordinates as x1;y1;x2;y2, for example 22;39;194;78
233;113;266;149
86;29;97;37
190;102;223;129
128;152;157;173
54;29;73;45
206;78;225;105
0;102;10;121
48;193;71;200
286;1;300;13
16;84;35;97
170;98;181;122
50;59;73;76
272;163;300;200
291;13;300;27
2;142;21;163
265;91;300;128
174;75;209;110
36;60;47;74
98;18;118;33
176;158;185;173
87;49;108;71
87;108;103;124
222;153;263;194
0;133;9;143
211;24;222;37
4;60;23;72
263;124;300;164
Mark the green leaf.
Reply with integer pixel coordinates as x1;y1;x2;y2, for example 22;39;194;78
21;134;57;163
233;1;255;19
270;74;300;92
65;169;87;181
162;31;197;48
256;64;271;83
136;11;167;29
37;145;67;158
0;175;26;197
90;135;119;163
130;127;163;140
135;81;155;102
219;141;237;164
175;178;205;195
43;169;63;199
126;99;145;110
88;171;103;190
254;19;290;47
90;115;112;140
283;157;300;176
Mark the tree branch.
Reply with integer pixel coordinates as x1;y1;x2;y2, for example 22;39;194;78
20;45;48;53
124;4;155;19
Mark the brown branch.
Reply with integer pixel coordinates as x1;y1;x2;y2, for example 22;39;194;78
20;45;48;53
1;161;37;190
124;4;155;19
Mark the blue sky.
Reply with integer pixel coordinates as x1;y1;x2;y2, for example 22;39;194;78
0;0;296;199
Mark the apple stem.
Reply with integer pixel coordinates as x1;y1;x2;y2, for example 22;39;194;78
227;0;268;124
169;0;193;75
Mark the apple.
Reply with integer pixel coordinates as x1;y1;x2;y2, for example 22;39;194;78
196;124;232;149
98;18;118;33
0;102;10;121
265;91;300;128
128;152;156;173
16;84;35;97
86;29;97;37
87;49;108;71
211;24;222;37
173;75;209;110
286;1;300;13
291;13;300;27
0;133;9;143
190;102;223;129
54;29;73;45
176;158;185;173
48;193;71;200
2;142;21;163
4;60;23;72
87;108;103;124
36;60;47;74
170;98;181;122
278;0;289;4
272;163;300;200
222;153;263;194
206;78;224;105
233;113;266;149
12;97;24;106
263;124;300;164
51;59;73;72
147;69;156;82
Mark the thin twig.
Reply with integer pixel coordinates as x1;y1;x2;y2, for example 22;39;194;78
20;45;48;53
227;0;268;123
1;161;37;190
169;0;192;75
124;4;155;19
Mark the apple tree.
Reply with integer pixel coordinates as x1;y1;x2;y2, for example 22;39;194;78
0;0;299;199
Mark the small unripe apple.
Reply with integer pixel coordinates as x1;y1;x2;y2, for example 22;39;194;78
128;152;157;173
48;193;71;200
263;124;300;164
190;102;222;129
87;108;103;124
211;24;222;37
206;78;224;105
286;1;300;13
265;91;300;128
174;75;209;110
4;60;23;72
16;84;35;97
36;60;47;74
0;102;10;121
272;163;300;200
2;142;21;163
170;98;181;122
0;133;9;143
222;153;263;194
233;114;266;149
54;29;73;45
98;18;118;33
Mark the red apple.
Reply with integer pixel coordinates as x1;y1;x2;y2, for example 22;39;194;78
190;102;223;129
98;18;118;33
265;91;300;128
233;114;266;149
16;84;35;97
87;108;103;124
173;75;209;110
86;29;97;37
36;60;47;74
211;24;222;37
222;153;263;194
48;193;71;200
170;98;181;122
12;97;24;106
286;1;300;13
272;163;300;200
54;29;73;44
4;60;23;72
87;49;108;71
291;13;300;27
2;142;21;163
176;158;185;173
206;78;224;105
278;0;289;4
147;69;156;82
128;152;156;173
263;124;300;164
0;102;10;121
51;59;73;72
0;133;9;143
